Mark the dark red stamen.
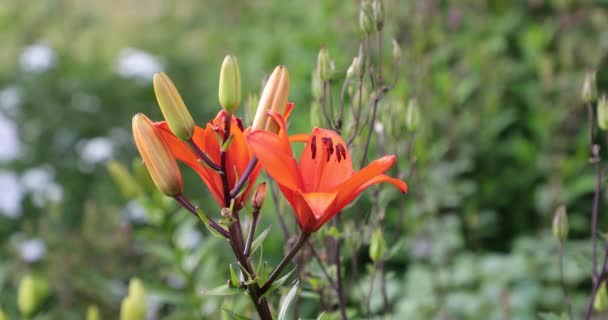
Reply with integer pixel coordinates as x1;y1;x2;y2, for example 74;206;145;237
311;136;317;159
337;144;347;160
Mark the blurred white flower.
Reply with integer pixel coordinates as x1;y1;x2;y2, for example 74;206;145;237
19;238;47;262
21;167;53;191
0;171;24;218
0;86;23;115
0;113;21;162
116;48;163;83
176;227;202;251
79;137;115;165
20;42;56;73
125;200;147;223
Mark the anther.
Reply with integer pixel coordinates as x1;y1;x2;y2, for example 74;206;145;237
311;136;317;159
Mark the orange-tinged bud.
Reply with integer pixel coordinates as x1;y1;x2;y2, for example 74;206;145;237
218;55;242;113
252;66;290;133
153;72;195;141
251;182;267;209
132;113;183;197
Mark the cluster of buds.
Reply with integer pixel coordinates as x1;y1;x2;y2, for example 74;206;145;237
360;0;385;34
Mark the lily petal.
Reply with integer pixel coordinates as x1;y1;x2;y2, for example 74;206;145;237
299;191;338;220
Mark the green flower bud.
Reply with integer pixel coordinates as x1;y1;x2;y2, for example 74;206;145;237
218;55;242;113
405;98;420;131
18;274;49;318
153;72;195;141
596;281;608;312
369;229;386;262
311;68;322;99
552;205;568;242
346;57;362;79
372;0;384;31
359;0;374;34
392;39;401;63
310;101;323;128
107;160;141;198
582;70;597;104
317;47;333;81
132;113;183;197
252;66;290;133
86;305;101;320
120;278;147;320
598;95;608;131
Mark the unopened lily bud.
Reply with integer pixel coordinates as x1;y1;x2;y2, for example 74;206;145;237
359;0;374;34
218;55;242;113
598;95;608;130
347;57;362;79
310;101;323;128
120;278;147;320
107;160;141;198
252;66;290;133
596;281;608;312
405;98;420;131
251;182;267;209
372;0;384;31
311;68;322;99
582;70;597;104
318;47;333;81
392;39;401;63
369;229;386;262
132;113;183;197
18;274;49;317
552;205;568;242
153;72;195;141
86;305;101;320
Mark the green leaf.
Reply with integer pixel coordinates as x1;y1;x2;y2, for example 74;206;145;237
316;312;327;320
278;281;299;320
251;225;272;255
229;264;240;287
222;308;251;320
200;284;241;296
261;269;295;298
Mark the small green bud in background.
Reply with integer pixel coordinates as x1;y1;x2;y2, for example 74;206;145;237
392;39;401;64
595;281;608;312
598;95;608;130
18;274;49;318
359;0;374;34
86;305;100;320
153;72;195;141
310;101;323;128
346;56;362;80
251;182;267;209
311;69;322;100
581;70;597;104
132;113;184;197
218;55;242;113
369;229;386;262
0;308;7;320
107;160;141;199
120;278;147;320
405;98;420;131
372;0;384;31
317;47;333;81
552;205;568;242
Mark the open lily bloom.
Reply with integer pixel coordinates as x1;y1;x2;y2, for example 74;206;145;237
247;112;408;233
154;105;294;209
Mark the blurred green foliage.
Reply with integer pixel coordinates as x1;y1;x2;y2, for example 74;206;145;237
2;0;608;319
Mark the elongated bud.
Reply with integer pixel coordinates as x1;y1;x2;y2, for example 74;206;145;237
552;205;568;242
18;274;49;317
251;182;267;209
132;113;183;197
405;98;420;131
372;0;384;31
598;95;608;130
318;47;333;81
153;72;195;140
596;281;608;312
107;160;141;198
219;55;242;113
582;70;597;104
369;229;386;262
360;0;374;34
311;68;322;99
120;278;147;320
347;57;362;79
252;66;290;133
86;305;101;320
310;101;323;128
392;39;401;63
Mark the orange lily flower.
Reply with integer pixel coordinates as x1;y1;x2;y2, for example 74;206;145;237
246;112;408;233
154;105;294;208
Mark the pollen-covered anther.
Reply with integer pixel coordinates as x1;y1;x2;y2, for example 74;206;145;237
311;136;317;159
336;144;347;161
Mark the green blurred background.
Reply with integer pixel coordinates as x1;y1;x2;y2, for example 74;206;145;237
1;0;608;319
